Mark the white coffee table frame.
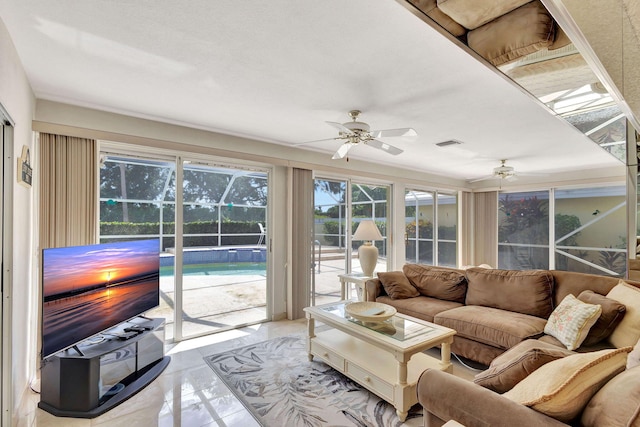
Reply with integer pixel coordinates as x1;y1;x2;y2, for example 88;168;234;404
304;301;456;422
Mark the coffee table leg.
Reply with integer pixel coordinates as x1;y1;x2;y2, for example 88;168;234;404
396;359;409;421
307;317;315;362
440;339;453;373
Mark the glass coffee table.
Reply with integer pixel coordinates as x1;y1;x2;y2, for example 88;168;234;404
304;301;456;422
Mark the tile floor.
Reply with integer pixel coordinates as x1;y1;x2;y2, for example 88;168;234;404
16;319;478;427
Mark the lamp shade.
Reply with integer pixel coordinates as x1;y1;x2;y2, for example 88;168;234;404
352;220;383;242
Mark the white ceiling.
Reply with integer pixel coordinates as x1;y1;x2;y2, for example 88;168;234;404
0;0;624;184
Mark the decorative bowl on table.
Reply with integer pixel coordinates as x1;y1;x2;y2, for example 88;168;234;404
345;301;397;322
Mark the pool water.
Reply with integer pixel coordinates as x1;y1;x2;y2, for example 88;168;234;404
161;262;267;276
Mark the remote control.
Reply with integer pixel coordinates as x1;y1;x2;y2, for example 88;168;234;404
117;331;139;340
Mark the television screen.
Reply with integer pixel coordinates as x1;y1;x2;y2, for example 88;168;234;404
42;239;160;359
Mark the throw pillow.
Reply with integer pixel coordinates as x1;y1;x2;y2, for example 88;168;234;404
465;268;554;318
377;271;419;300
503;347;632;422
402;264;467;303
474;339;572;393
581;366;640;426
607;281;640;348
544;294;602;351
577;290;626;346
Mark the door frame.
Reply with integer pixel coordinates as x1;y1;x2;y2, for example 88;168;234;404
1;103;15;426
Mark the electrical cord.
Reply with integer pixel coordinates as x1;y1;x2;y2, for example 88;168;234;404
451;352;487;372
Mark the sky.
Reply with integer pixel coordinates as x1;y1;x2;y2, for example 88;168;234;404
43;239;159;297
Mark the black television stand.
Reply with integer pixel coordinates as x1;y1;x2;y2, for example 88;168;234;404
38;318;170;418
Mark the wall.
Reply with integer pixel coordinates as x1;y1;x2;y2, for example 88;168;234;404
0;16;36;421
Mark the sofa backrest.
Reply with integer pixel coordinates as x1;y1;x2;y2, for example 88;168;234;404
551;270;640;308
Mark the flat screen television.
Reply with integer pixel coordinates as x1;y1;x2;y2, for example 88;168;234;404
42;239;160;359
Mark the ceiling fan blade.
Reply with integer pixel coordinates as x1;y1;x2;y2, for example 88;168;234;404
326;121;353;134
370;128;417;138
468;175;496;183
367;139;403;155
292;137;340;146
332;142;355;159
505;175;519;182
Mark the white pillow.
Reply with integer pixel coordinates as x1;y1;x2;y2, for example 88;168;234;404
607;281;640;348
544;294;601;351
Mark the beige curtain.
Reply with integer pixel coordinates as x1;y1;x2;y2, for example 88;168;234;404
459;191;473;266
39;133;98;249
290;167;313;319
473;191;498;267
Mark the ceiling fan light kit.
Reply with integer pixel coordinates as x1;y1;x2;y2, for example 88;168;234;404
469;159;517;183
299;110;417;160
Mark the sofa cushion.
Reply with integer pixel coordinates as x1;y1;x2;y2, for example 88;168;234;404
503;347;632;422
436;0;531;30
578;290;626;346
581;366;640;427
377;295;462;323
403;264;467;303
408;0;467;37
465;268;554;318
377;271;419;299
434;305;547;350
544;294;602;351
467;1;555;67
474;339;573;393
607;281;640;348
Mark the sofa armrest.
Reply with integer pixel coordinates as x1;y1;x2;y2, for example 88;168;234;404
417;369;568;427
364;278;385;301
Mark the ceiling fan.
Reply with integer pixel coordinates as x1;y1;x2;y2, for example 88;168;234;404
297;110;417;160
469;159;520;183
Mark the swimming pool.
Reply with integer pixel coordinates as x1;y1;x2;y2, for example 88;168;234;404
161;262;266;276
160;246;267;267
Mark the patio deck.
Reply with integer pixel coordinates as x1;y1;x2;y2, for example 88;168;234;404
148;246;384;341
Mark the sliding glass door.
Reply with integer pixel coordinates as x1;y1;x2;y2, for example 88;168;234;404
100;153;270;341
352;183;389;274
179;162;268;339
312;178;389;305
313;178;348;305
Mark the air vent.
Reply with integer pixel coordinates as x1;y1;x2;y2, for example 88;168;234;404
435;139;463;147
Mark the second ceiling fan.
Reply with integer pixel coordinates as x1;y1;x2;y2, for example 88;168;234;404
469;159;545;183
299;110;417;160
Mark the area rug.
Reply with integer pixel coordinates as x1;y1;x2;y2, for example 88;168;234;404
204;335;422;426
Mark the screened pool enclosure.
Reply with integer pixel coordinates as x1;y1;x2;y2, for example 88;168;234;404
100;155;268;340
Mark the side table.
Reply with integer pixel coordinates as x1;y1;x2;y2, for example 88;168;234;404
338;273;374;301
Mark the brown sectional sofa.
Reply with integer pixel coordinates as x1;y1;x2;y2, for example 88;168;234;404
364;264;640;426
365;264;637;365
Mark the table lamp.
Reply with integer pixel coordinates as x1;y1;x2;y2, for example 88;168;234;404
352;219;383;277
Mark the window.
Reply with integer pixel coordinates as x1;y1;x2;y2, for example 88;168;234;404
405;190;458;267
498;191;550;270
554;186;626;276
498;186;626;276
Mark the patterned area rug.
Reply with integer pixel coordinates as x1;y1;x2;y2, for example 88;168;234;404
204;335;422;427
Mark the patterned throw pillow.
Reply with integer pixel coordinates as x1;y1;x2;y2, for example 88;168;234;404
544;294;602;351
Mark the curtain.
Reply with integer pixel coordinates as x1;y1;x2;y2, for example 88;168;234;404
459;191;473;266
39;133;98;249
290;167;313;319
474;191;498;267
